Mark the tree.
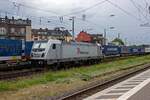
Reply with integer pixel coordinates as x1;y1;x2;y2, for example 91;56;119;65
112;38;125;45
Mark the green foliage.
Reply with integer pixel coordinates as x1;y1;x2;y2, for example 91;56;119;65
112;38;125;45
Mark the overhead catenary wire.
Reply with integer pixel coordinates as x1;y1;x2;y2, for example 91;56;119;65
4;0;60;16
2;0;147;24
0;0;111;30
0;9;99;33
143;0;149;6
106;0;144;23
4;0;149;21
0;9;71;27
62;0;108;16
130;0;149;22
144;0;150;15
1;0;106;32
1;0;146;34
131;0;150;16
75;17;104;33
4;0;107;18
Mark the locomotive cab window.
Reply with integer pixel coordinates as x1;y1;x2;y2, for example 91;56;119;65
52;44;56;49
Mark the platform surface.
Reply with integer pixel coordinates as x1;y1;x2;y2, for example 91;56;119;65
84;68;150;100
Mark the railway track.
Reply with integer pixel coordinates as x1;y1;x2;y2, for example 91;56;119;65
57;63;150;100
0;62;45;80
0;68;44;80
0;55;147;80
0;61;33;71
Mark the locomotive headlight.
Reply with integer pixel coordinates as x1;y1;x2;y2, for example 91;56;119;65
41;53;45;57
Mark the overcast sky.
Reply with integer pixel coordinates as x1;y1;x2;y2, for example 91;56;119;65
0;0;150;45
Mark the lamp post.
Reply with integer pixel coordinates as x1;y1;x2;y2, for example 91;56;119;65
69;16;75;40
104;28;107;45
104;14;115;45
104;27;115;45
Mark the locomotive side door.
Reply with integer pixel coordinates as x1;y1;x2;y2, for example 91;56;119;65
51;43;61;60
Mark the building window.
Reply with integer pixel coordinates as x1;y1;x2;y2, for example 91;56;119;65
20;28;25;34
44;32;47;34
34;38;38;41
0;27;6;35
38;32;41;34
11;28;15;33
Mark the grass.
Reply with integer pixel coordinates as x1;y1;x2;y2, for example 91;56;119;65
1;55;150;92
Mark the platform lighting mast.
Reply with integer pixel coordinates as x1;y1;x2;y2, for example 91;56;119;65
69;16;75;40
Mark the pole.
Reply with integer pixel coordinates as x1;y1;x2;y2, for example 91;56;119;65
5;12;7;16
39;17;42;25
118;33;120;39
72;17;75;40
69;16;75;40
125;38;127;45
104;28;106;45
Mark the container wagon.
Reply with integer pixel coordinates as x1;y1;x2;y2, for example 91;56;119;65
144;46;150;54
0;39;22;63
23;41;34;60
129;46;145;55
120;46;130;56
102;45;121;57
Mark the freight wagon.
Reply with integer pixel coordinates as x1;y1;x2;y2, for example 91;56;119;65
31;40;102;65
22;41;34;61
120;46;130;56
129;46;145;55
102;45;121;57
0;39;34;64
0;39;22;63
144;46;150;54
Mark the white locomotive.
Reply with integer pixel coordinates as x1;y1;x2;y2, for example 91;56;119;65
31;39;103;65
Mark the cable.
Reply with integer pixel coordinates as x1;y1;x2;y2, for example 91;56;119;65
4;0;60;16
1;0;108;27
142;0;150;18
5;0;107;18
75;17;105;33
0;0;113;33
130;0;149;22
9;0;107;18
144;0;149;5
2;0;103;29
106;0;144;23
63;0;107;16
132;0;149;14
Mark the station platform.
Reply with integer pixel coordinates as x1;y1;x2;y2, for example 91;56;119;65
84;68;150;100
